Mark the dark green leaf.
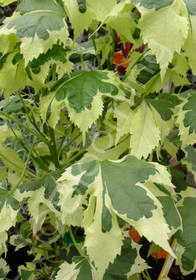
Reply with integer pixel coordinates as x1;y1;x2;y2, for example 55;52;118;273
136;55;160;85
7;0;65;40
183;91;196;133
55;71;118;112
132;0;174;10
175;196;196;271
103;238;137;280
158;196;181;231
149;92;182;121
183;0;196;15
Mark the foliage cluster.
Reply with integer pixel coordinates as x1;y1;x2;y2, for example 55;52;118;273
0;0;196;279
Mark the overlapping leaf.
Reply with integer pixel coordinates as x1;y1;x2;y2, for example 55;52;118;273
57;155;177;278
138;0;189;79
132;0;174;10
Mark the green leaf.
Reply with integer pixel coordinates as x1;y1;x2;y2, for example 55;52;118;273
158;196;181;234
182;91;196;134
136;55;160;85
175;188;196;273
183;0;196;15
54;71;118;112
41;70;122;138
132;0;174;10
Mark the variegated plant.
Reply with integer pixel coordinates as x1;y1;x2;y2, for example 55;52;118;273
0;0;196;279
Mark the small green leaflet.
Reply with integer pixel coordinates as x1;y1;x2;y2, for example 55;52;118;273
132;0;174;10
175;188;196;273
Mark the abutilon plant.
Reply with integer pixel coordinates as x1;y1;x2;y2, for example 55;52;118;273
0;0;195;279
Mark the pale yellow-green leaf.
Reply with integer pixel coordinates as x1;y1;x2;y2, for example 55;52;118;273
88;0;116;22
96;36;112;65
138;0;189;79
0;53;28;98
21;27;69;66
183;16;196;75
82;171;123;279
129;100;160;159
0;203;18;232
85;134;130;161
105;1;136;43
27;187;60;235
55;261;80;280
0;0;15;6
64;0;94;39
57;170;84;226
114;102;134;145
0;146;24;173
67;93;103;142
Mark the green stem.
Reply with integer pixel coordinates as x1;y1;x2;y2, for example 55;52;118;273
0;110;48;144
61;149;86;169
18;91;49;141
80;54;86;70
89;29;103;70
69;227;86;258
168;160;182;169
48;127;60;169
10;141;39;193
59;132;82;154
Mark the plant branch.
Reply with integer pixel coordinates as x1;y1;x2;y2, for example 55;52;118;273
10;141;39;193
0;110;48;144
